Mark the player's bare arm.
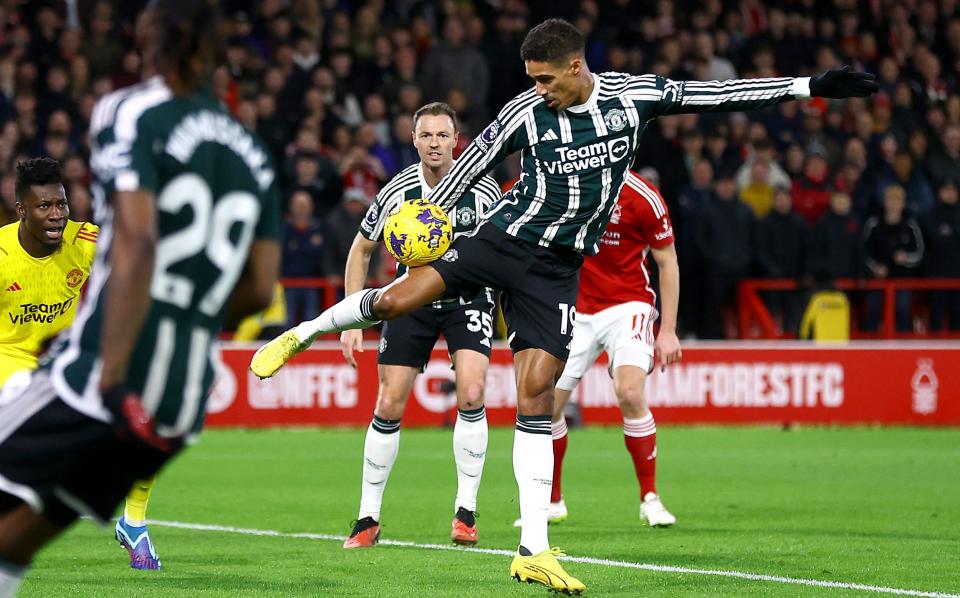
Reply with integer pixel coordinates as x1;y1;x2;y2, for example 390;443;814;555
650;243;681;369
341;233;378;368
224;239;280;329
98;189;157;391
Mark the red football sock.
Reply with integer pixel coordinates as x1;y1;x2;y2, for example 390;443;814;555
551;418;568;503
624;414;657;497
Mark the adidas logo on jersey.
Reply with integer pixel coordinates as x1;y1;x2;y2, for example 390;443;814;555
541;129;558;142
6;282;21;292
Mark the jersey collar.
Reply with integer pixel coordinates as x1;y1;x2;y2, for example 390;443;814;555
566;74;600;114
417;163;436;196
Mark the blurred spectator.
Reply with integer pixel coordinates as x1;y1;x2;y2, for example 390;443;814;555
325;54;364;127
324;188;378;289
0;172;15;226
62;154;88;188
381;46;419;108
703;125;740;174
255;92;290;163
735;139;790;192
799;104;840;165
862;185;925;331
876;150;935;215
756;186;809;333
792;152;832;225
82;10;123;80
363;93;391;148
926;124;960;189
808;191;862;283
341;144;387;204
354;122;397;177
920;180;960;331
783;142;806;179
675;159;713;338
67;184;92;222
420;18;490;121
694;31;737;81
282;190;325;325
638;116;685;201
389;113;419;169
290;151;342;218
738;161;775;218
695;169;755;339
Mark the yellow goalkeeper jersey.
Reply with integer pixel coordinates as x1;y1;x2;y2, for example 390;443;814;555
0;220;98;386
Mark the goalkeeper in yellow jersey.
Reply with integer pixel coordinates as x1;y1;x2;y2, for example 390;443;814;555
0;158;160;571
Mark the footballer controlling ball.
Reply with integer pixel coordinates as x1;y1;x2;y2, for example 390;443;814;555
383;199;453;267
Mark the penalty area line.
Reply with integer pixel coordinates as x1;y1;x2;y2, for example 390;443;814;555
148;519;958;598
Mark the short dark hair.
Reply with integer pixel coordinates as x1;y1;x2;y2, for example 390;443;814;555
520;18;585;63
15;157;62;203
149;0;221;93
413;102;459;132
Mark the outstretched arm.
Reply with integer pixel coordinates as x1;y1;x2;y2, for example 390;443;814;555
651;66;877;118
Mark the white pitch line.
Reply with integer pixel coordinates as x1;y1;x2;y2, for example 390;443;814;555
149;519;959;598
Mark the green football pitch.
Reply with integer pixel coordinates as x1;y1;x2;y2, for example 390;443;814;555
19;426;960;597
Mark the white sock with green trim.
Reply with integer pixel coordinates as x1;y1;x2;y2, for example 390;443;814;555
357;415;400;521
514;415;552;554
453;406;488;513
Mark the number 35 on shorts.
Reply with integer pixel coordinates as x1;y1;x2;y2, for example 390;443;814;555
465;309;494;338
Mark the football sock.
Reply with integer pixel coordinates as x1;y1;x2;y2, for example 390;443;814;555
123;476;156;527
624;413;657;497
0;559;24;598
550;418;568;503
295;289;380;339
453;406;487;514
514;415;552;555
358;415;401;521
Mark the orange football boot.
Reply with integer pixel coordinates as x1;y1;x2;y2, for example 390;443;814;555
343;517;380;549
451;507;478;546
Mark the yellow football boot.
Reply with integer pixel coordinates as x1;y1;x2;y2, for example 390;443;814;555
509;547;585;595
249;329;310;379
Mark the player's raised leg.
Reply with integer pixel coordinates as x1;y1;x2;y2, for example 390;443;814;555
250;267;446;378
344;364;418;548
115;477;162;570
450;348;489;545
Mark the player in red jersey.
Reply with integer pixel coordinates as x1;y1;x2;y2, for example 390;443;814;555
550;171;682;526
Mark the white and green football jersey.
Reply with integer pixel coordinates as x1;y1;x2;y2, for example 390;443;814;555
428;72;810;255
50;76;281;437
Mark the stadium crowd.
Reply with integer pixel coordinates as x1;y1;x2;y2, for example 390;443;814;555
1;0;958;337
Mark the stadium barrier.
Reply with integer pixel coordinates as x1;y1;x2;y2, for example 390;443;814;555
206;341;959;427
738;278;960;339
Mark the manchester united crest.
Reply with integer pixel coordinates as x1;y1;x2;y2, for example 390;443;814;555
66;268;84;288
604;108;627;132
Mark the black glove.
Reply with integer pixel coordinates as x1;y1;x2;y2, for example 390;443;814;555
809;66;879;98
